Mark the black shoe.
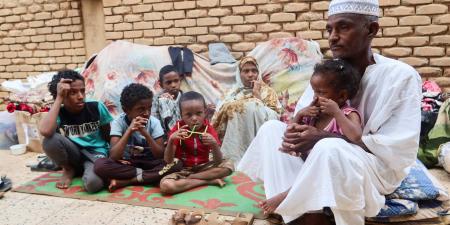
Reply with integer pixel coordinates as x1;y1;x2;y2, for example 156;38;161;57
29;156;61;172
0;176;12;192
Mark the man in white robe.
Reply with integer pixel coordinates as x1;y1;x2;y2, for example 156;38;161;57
237;0;422;224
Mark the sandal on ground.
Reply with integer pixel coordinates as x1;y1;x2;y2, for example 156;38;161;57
230;213;254;225
0;176;12;193
170;209;207;225
266;214;283;225
185;210;205;225
171;209;188;225
29;156;61;172
204;212;222;225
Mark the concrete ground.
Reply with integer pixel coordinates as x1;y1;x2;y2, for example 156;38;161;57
0;151;270;225
1;150;450;225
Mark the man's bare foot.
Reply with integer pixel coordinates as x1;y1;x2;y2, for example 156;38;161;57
259;191;289;214
108;179;132;192
56;167;75;189
208;179;226;187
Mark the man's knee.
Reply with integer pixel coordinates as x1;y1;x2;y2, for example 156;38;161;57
311;138;364;168
159;179;177;195
312;138;347;155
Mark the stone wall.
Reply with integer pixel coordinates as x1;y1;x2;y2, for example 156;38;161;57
1;0;450;108
0;0;86;105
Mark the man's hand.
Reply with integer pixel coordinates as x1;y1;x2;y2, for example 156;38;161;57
318;97;340;116
279;123;329;155
200;133;219;149
56;78;72;100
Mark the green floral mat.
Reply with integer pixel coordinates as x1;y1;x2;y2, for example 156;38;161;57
13;171;266;218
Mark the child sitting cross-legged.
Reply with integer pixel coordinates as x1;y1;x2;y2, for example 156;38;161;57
159;91;234;195
94;83;182;192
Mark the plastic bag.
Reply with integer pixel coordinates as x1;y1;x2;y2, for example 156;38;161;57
0;111;18;149
15;111;47;153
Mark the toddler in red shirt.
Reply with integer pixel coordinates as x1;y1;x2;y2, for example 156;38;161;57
160;91;233;195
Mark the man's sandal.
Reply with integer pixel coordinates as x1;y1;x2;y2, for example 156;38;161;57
170;209;206;225
266;214;283;225
206;212;254;225
204;212;222;225
171;209;188;225
229;213;254;225
185;211;205;225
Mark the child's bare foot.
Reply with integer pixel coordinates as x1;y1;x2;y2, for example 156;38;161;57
259;191;289;214
208;179;226;187
108;179;131;192
56;167;75;189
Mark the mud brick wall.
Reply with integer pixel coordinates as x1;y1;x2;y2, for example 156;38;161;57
103;0;450;91
0;0;86;107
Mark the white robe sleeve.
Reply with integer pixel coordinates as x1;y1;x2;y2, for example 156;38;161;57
362;68;422;171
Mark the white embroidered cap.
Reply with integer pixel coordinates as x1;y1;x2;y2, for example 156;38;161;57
328;0;379;17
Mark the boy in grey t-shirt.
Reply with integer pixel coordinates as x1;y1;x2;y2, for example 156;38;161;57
94;84;181;191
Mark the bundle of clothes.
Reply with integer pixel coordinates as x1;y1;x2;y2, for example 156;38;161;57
418;80;450;170
2;72;55;115
420;81;448;141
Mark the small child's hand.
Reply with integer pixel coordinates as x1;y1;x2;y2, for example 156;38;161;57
200;133;219;148
169;125;189;142
299;106;320;118
318;97;340;116
160;92;174;100
292;97;319;123
129;116;148;133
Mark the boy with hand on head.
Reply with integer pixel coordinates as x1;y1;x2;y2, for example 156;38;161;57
39;70;113;193
152;65;182;133
94;83;182;192
159;91;234;195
